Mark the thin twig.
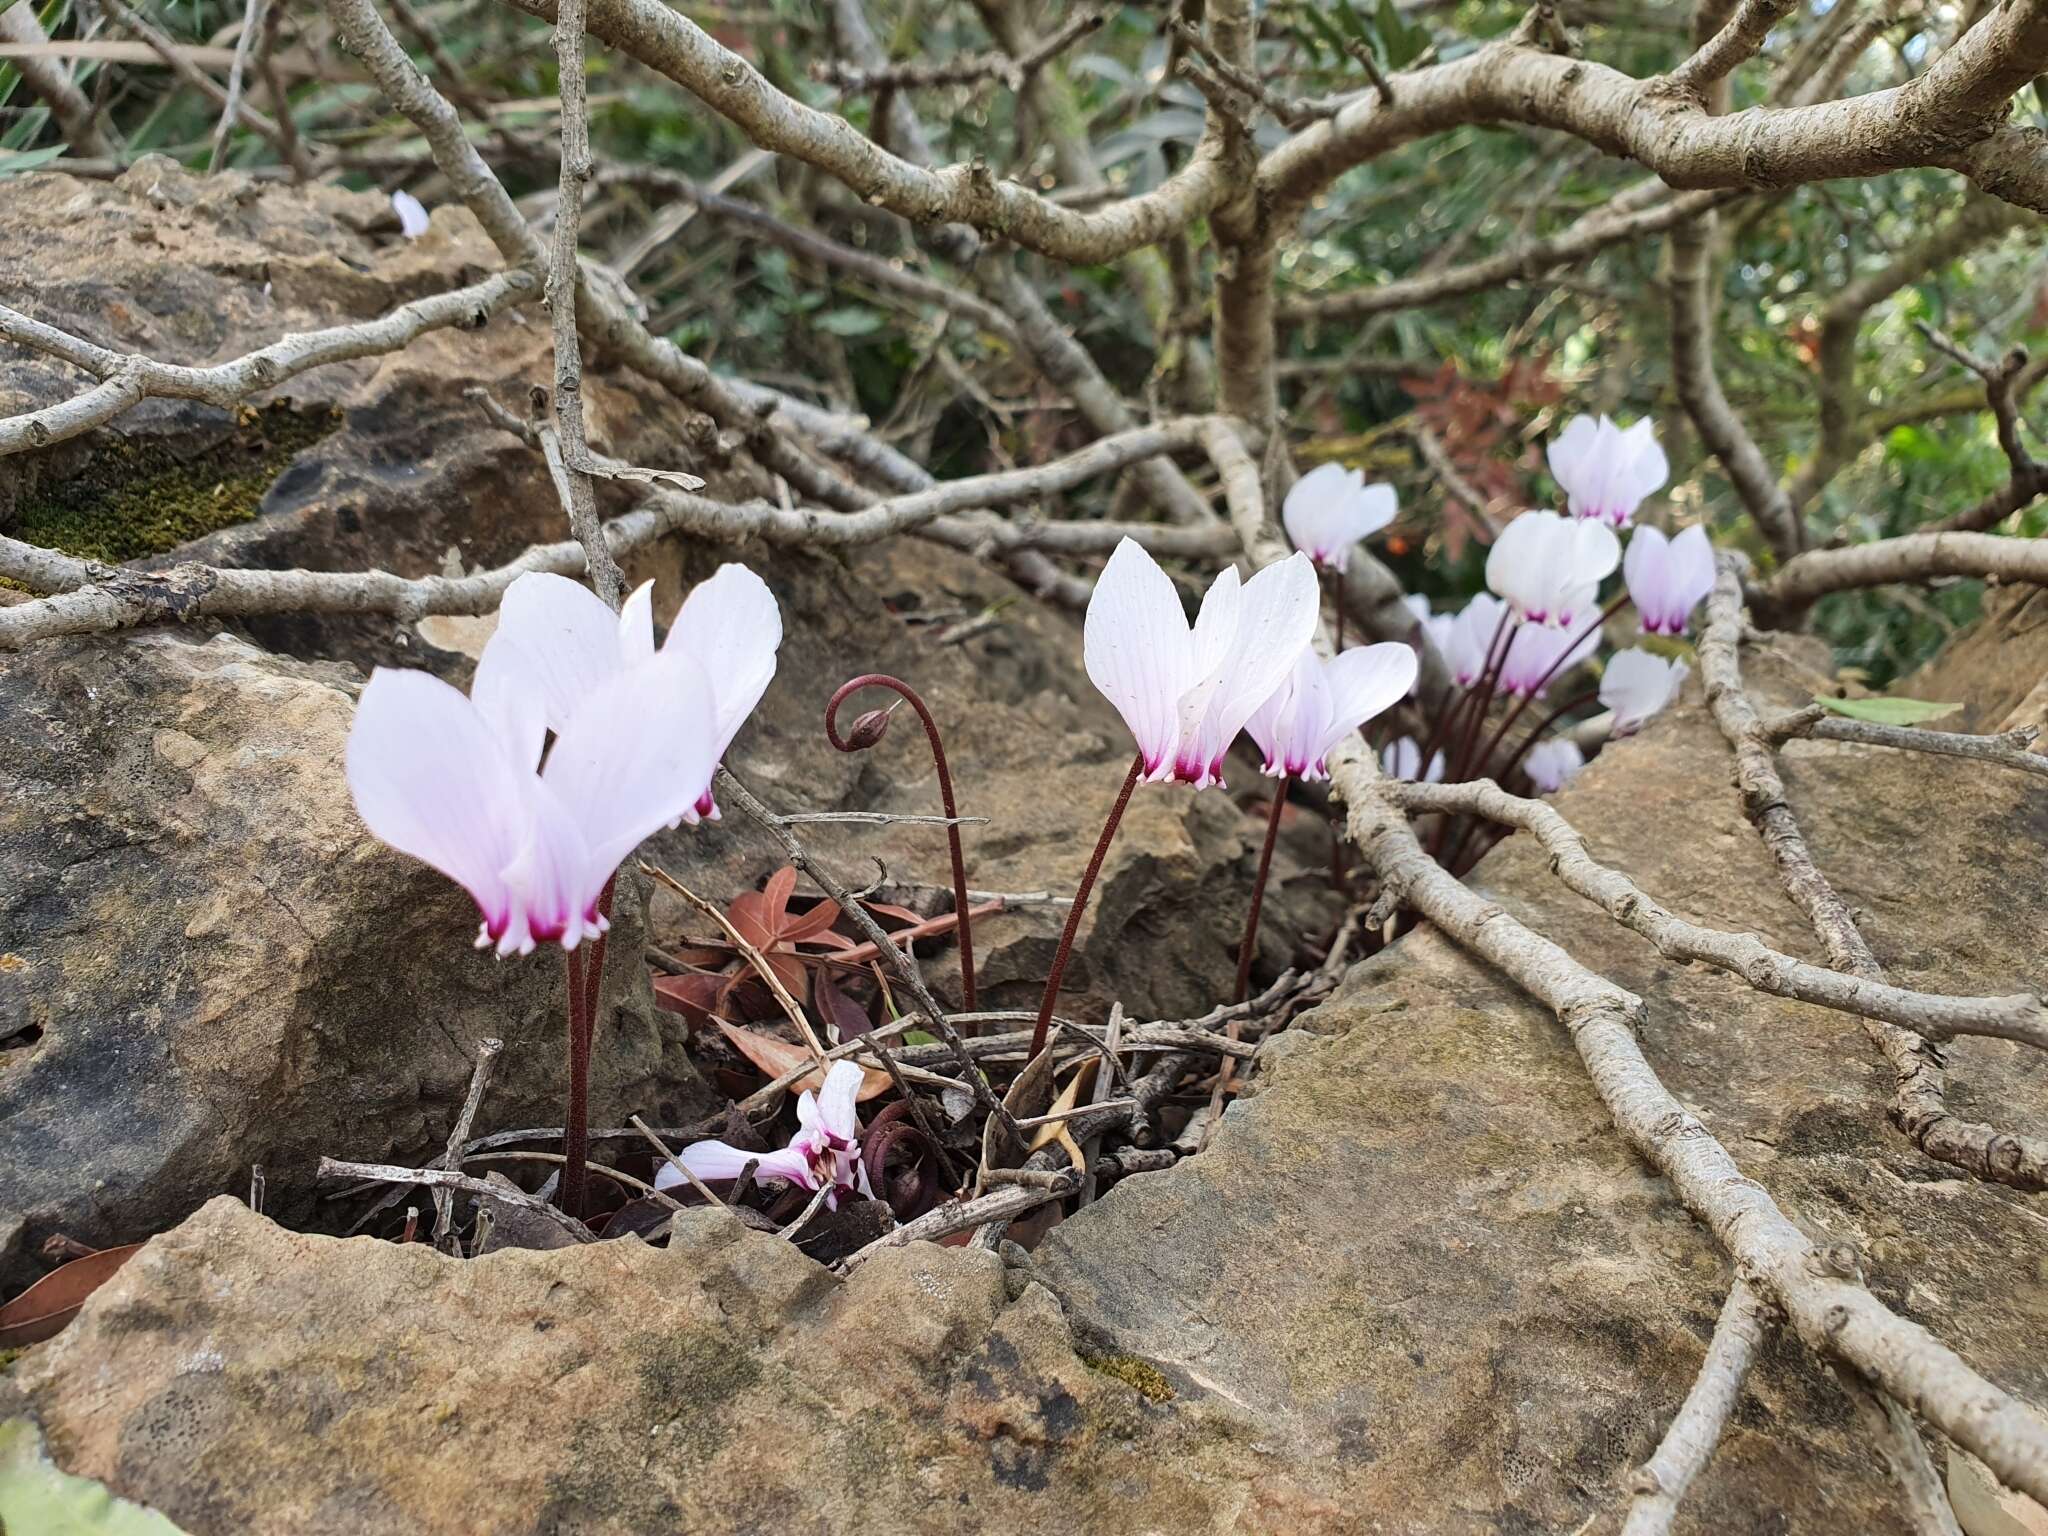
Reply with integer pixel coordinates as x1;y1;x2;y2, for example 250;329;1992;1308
1701;557;2048;1191
1621;1281;1775;1535
1761;705;2048;778
713;767;1017;1136
316;1156;595;1243
628;1113;726;1206
431;1038;504;1248
639;861;829;1061
208;0;269;172
840;1174;1077;1269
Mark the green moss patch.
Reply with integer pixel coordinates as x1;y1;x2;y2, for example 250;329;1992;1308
1081;1352;1174;1403
12;402;341;566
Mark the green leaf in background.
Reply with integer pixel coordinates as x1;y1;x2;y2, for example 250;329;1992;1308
1815;695;1962;726
814;307;885;338
0;145;68;177
0;1418;191;1535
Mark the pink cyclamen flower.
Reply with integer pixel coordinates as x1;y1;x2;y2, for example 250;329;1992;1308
1600;647;1689;736
1624;524;1716;636
471;564;781;823
392;189;430;239
345;608;722;956
1085;538;1319;789
1499;615;1600;699
1524;737;1586;793
1548;414;1668;528
1281;463;1397;572
656;1061;872;1208
1247;643;1418;781
1380;736;1446;783
1486;510;1620;629
1439;593;1507;687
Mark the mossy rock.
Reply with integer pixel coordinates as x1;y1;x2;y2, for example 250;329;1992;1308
9;402;341;567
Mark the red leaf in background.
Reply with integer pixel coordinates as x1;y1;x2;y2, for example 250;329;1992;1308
813;968;874;1040
0;1242;144;1346
652;971;731;1027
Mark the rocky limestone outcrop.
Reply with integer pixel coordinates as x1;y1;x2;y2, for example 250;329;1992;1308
8;626;2046;1532
0;628;693;1290
1038;633;2048;1532
0;165;1337;1282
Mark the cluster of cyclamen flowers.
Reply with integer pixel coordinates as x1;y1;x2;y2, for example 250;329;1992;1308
1373;413;1709;795
342;409;1711;1220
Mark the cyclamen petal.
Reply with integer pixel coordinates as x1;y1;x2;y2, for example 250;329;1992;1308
1170;565;1246;784
1247;648;1329;779
1085;538;1196;781
1444;594;1508;687
541;645;722;886
1548;414;1669;528
812;1060;864;1148
663;564;784;822
1183;554;1319;786
1313;644;1416;771
1601;647;1689;735
1624;524;1716;636
1084;540;1318;790
1416;610;1456;697
349;570;779;956
392;189;430;239
472;572;625;766
345;668;534;950
1499;617;1600;699
656;1141;817;1193
1381;736;1446;783
1282;463;1397;572
1524;738;1586;794
1486;511;1619;628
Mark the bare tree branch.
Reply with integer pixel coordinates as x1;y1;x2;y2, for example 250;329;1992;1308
545;0;624;608
492;0;1235;266
1669;213;1804;557
0;272;535;459
1391;776;2048;1050
1666;0;1799;96
1259;3;2048;218
0;418;1233;647
0;1;115;158
1621;1281;1775;1536
1702;558;2048;1192
1278;186;1735;326
1762;706;2048;778
1754;530;2048;614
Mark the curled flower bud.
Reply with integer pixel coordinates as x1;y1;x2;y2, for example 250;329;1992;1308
844;705;894;750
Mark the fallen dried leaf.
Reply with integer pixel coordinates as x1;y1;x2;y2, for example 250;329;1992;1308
715;1021;889;1100
0;1243;144;1347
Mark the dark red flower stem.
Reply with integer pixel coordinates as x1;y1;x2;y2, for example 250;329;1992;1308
1466;594;1626;782
1416;608;1507;780
1494;687;1601;790
561;947;591;1221
1234;775;1290;1004
1446;612;1516;783
1030;753;1143;1059
558;874;617;1222
1440;688;1599;875
826;675;976;1010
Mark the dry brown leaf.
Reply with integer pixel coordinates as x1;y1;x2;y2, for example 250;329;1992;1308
0;1242;144;1347
714;1021;889;1100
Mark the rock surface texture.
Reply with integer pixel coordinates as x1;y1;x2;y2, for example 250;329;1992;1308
7;630;2046;1534
0;629;688;1290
